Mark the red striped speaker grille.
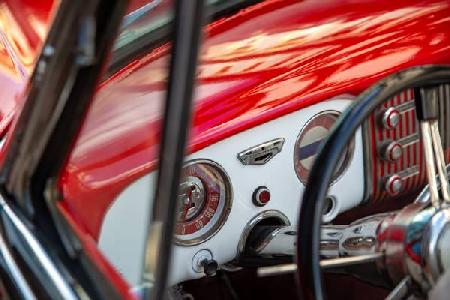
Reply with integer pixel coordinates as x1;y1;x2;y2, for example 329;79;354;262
365;85;450;202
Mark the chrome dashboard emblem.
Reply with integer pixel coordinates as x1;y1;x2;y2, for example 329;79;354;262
237;138;285;165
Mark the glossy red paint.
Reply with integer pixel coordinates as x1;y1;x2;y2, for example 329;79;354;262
1;0;57;74
0;0;139;147
60;0;450;241
0;0;58;164
0;1;142;295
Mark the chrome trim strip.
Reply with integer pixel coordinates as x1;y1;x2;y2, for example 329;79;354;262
361;119;374;204
0;196;77;300
396;101;415;113
398;165;419;179
320;240;339;251
0;225;35;299
398;133;420;147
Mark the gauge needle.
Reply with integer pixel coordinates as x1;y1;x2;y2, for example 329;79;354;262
180;191;192;221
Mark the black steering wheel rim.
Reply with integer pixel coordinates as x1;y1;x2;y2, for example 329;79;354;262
296;65;450;300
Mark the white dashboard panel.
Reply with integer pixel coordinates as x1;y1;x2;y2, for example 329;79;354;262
98;97;365;286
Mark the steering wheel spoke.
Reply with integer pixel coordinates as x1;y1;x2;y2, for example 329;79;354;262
320;253;383;270
257;253;383;277
430;121;450;204
416;86;450;206
421;121;440;206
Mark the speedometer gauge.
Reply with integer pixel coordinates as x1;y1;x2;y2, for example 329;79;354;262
175;160;232;246
294;111;354;185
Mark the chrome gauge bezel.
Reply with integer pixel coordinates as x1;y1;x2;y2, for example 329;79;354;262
237;210;290;255
174;159;233;246
293;110;355;185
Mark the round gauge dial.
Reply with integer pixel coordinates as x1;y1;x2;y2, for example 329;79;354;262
175;160;232;246
294;111;354;185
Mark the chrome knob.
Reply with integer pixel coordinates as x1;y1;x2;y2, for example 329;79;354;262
381;108;400;129
385;175;402;195
380;141;402;162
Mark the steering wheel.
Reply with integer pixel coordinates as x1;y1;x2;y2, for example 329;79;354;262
297;65;450;300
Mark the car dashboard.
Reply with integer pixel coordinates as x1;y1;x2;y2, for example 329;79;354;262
98;95;365;285
3;0;450;298
97;84;450;286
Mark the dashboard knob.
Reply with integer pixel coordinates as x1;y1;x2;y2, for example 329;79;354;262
201;259;218;277
381;108;400;129
385;175;403;195
380;141;403;161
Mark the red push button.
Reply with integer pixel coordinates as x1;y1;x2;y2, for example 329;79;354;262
253;186;271;206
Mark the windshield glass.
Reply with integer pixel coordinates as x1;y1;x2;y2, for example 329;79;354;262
114;0;171;51
111;0;260;71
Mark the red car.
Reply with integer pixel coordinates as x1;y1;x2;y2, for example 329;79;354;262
0;0;450;299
